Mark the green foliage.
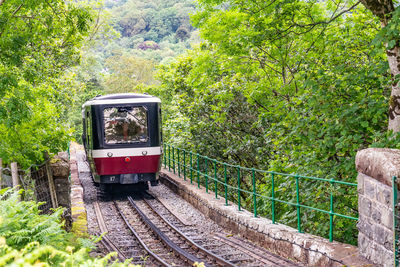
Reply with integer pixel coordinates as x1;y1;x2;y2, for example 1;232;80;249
0;241;125;267
107;0;195;42
150;1;398;244
0;188;131;266
0;0;95;167
0;189;76;250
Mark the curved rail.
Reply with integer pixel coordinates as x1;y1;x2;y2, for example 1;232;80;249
213;232;300;266
113;200;170;266
93;201;127;262
127;196;208;266
142;192;237;267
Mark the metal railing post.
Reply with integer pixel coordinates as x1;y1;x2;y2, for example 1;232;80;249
329;178;335;242
214;160;218;199
205;157;208;193
237;166;241;211
168;144;171;171
163;143;166;167
252;168;257;217
271;172;276;224
177;148;180;177
183;150;186;180
224;163;228;206
172;146;175;174
197;154;200;188
295;175;302;233
190;152;193;184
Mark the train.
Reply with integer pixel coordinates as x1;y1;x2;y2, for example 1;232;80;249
82;93;162;191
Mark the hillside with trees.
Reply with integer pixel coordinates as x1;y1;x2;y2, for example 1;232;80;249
2;0;400;249
78;0;198;94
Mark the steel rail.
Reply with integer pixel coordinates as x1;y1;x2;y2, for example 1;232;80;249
213;232;300;267
143;192;237;267
93;201;127;262
97;234;126;262
127;196;209;267
113;200;170;267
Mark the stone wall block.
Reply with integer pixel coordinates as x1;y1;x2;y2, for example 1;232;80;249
358;195;372;216
376;183;392;206
357;173;365;194
374;224;386;245
358;232;370;256
381;207;393;231
357;217;373;240
50;153;70;178
383;228;394;251
364;178;376;200
54;178;70;207
371;206;382;224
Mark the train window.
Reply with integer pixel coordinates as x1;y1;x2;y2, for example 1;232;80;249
103;106;148;144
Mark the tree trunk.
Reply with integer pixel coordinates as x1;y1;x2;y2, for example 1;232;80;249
359;0;400;132
386;46;400;132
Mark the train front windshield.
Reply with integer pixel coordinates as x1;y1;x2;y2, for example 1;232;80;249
103;106;148;144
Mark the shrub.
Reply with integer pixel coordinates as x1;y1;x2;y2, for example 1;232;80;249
0;188;132;266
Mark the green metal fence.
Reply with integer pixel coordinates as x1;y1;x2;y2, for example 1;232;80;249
163;143;358;243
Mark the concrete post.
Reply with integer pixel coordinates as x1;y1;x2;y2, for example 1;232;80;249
11;162;19;188
355;148;400;267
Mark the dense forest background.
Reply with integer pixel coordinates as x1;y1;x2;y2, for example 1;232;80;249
2;0;400;245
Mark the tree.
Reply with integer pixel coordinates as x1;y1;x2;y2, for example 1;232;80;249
359;0;400;132
0;0;94;167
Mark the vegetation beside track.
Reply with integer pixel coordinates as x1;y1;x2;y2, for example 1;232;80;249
0;188;131;266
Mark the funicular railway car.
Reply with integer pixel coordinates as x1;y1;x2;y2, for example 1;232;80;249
82;93;162;192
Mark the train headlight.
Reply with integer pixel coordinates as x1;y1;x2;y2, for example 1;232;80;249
125;157;131;162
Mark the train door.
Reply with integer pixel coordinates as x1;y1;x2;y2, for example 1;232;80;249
85;106;98;180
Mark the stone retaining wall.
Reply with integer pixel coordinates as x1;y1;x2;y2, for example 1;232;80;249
356;148;400;267
51;152;70;208
160;169;371;267
50;152;71;229
69;142;88;236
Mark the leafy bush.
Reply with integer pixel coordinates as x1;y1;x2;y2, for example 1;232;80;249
0;188;131;266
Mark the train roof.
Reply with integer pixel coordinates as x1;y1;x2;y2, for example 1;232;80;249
82;93;161;107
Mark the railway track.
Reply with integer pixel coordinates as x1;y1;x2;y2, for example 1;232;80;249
93;200;156;265
141;192;300;267
93;191;299;266
116;196;228;266
93;201;127;262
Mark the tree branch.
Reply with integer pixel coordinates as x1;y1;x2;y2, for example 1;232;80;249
293;1;361;28
0;4;23;38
